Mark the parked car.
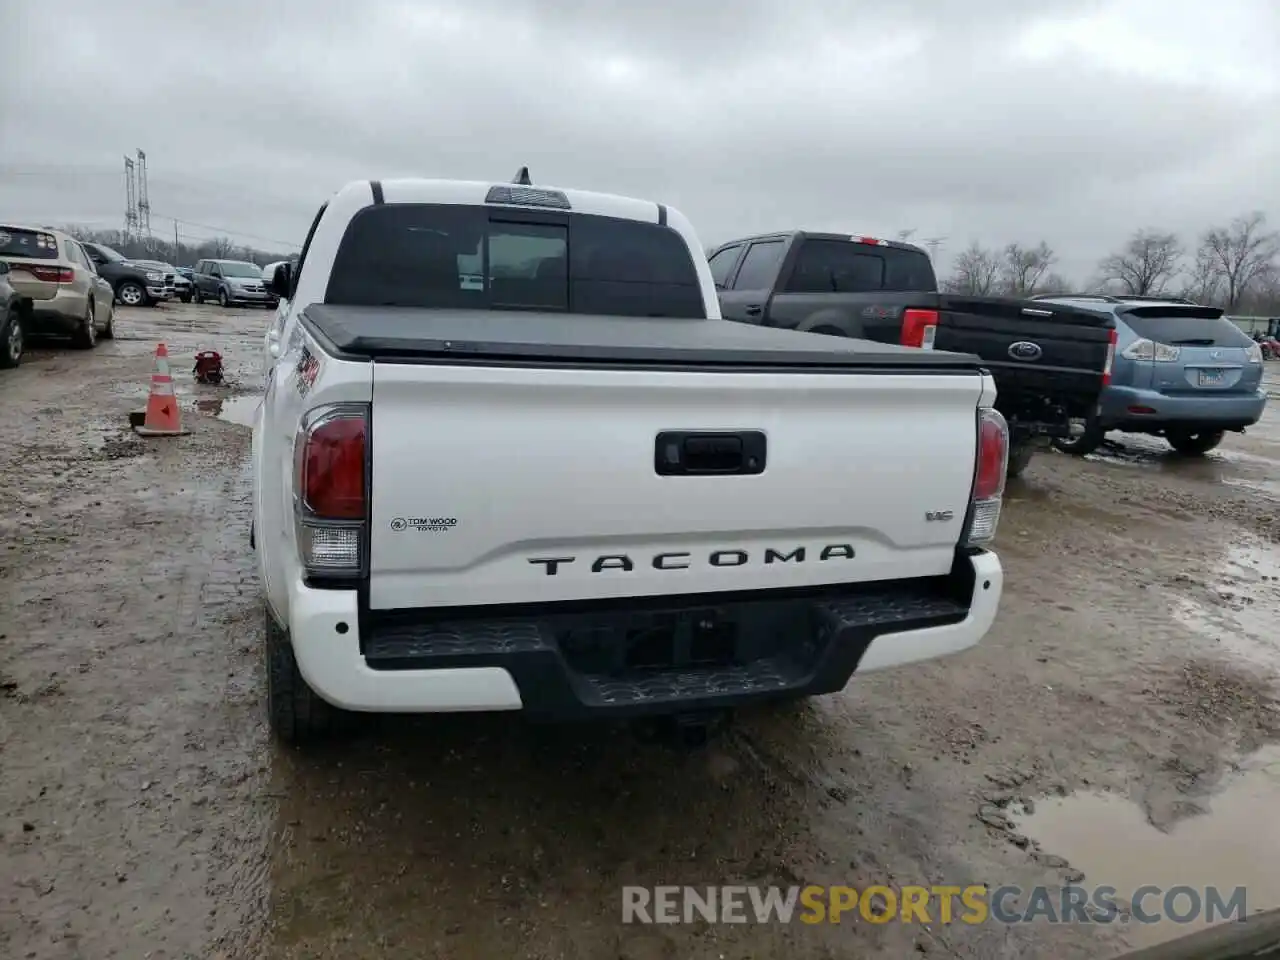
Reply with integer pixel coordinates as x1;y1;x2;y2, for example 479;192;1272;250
252;175;1007;743
0;224;107;347
1034;295;1267;456
192;259;277;308
79;241;174;307
706;230;1115;477
0;260;30;368
171;269;193;302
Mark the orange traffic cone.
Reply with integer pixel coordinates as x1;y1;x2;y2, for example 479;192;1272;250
133;343;191;437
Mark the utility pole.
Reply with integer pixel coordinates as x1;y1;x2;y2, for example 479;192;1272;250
173;220;181;263
896;228;917;241
123;156;138;244
924;236;948;259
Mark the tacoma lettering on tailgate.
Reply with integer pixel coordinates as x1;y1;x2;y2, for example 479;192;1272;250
527;544;855;576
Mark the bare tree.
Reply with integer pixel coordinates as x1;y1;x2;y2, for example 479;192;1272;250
999;241;1055;296
1097;229;1183;296
943;241;1001;296
210;236;237;258
1037;272;1073;296
1178;247;1224;305
1199;212;1280;310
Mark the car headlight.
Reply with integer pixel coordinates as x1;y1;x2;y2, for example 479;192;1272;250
145;271;162;281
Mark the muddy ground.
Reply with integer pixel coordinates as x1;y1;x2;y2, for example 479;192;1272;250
3;302;1279;960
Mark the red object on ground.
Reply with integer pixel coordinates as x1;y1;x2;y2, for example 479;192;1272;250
193;350;224;385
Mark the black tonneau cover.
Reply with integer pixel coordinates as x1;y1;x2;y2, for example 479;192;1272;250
301;305;983;370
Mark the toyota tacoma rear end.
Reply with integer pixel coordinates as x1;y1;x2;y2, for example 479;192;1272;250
252;175;1008;743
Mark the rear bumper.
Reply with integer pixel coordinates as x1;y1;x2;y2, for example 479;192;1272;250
285;550;1002;717
1100;384;1267;429
29;289;86;328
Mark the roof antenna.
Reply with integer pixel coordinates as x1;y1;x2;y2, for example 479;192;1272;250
512;166;532;185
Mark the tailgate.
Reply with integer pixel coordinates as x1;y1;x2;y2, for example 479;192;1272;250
934;296;1113;396
367;362;985;610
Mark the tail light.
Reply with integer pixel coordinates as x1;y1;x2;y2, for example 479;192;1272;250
962;407;1008;548
1119;337;1179;363
1102;327;1119;384
25;265;74;283
293;403;369;577
901;309;938;349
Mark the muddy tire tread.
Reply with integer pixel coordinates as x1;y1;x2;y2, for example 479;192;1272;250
265;606;346;744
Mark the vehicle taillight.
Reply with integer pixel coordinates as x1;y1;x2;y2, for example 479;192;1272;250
294;403;369;576
25;265;74;283
901;309;938;349
963;407;1008;547
1102;327;1118;385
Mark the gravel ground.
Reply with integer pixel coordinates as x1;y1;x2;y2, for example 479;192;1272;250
2;303;1279;960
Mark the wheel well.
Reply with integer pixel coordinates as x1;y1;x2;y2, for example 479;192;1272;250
810;325;847;337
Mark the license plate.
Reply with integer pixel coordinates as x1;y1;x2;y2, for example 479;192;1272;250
1198;369;1224;386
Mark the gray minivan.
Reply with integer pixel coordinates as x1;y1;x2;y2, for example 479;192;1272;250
1036;295;1266;456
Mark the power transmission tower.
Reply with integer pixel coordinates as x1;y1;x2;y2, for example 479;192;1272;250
135;149;152;248
123;156;139;243
924;236;948;259
896;228;917;241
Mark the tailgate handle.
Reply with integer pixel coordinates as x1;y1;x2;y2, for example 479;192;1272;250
655;431;766;476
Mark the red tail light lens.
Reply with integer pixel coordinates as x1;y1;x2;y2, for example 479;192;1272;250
963;407;1008;547
974;410;1009;501
901;309;939;349
25;265;74;283
301;415;366;519
1102;327;1118;385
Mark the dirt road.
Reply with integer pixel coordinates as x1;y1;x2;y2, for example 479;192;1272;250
3;304;1278;959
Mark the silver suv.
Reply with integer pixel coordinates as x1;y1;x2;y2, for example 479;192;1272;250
0;224;115;347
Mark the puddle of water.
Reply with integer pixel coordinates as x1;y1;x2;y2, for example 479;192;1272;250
1170;540;1280;669
1012;746;1280;949
1222;476;1280;500
193;394;260;427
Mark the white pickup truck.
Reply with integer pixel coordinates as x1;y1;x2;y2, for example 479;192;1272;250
252;175;1008;743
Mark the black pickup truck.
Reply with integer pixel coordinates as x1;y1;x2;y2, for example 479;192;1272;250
708;230;1117;476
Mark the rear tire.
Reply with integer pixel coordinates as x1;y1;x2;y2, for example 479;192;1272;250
1166;427;1224;457
1052;419;1105;457
72;301;98;349
1006;441;1035;478
265;605;347;744
0;307;23;368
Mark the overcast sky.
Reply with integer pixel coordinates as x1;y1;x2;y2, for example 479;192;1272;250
2;0;1277;280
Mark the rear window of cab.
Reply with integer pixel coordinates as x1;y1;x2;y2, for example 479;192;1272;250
324;203;706;319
